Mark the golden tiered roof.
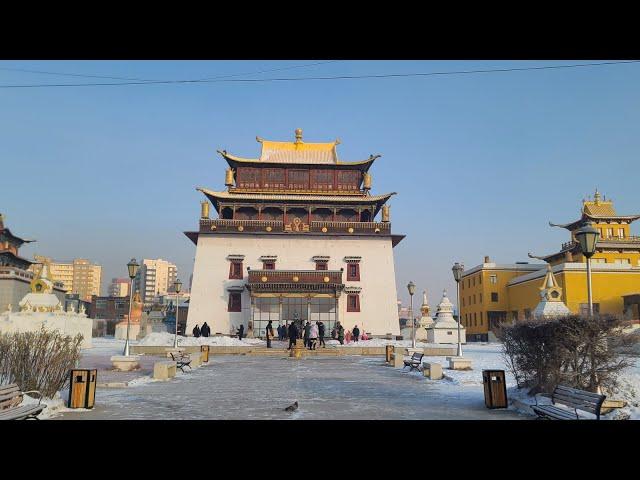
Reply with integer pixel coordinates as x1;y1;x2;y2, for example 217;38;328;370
218;129;378;168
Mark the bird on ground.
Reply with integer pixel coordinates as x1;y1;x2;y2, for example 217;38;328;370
284;401;299;412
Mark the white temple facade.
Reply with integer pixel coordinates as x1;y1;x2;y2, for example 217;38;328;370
0;263;93;348
185;130;404;337
426;289;466;344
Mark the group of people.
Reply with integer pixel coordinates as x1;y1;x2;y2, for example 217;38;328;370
191;322;211;338
329;323;366;344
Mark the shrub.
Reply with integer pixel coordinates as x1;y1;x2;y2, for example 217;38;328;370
0;327;83;398
498;314;634;395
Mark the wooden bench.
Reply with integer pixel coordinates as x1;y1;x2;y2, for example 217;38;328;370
169;352;192;373
403;352;424;372
0;383;46;420
531;385;606;420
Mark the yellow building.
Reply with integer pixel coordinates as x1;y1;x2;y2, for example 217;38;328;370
460;190;640;341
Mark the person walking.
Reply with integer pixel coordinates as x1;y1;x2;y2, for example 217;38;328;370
309;322;319;350
318;321;326;348
277;324;282;341
303;321;311;349
201;322;210;337
266;320;274;348
192;324;201;338
353;325;360;343
337;323;345;345
345;329;352;344
287;322;298;350
237;324;244;340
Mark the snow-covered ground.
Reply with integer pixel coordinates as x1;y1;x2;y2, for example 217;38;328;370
138;332;265;347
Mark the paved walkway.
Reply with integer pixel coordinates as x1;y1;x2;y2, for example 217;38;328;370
58;355;525;420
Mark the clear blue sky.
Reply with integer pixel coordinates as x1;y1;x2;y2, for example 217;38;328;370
2;60;639;308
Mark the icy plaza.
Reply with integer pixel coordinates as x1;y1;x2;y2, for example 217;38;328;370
56;338;526;420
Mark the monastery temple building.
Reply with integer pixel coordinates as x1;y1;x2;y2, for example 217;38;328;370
459;191;640;341
185;130;404;337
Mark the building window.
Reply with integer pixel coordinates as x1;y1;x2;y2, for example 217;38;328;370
511;310;518;322
473;294;476;304
580;303;600;316
96;300;107;309
316;262;328;271
480;311;483;325
606;228;613;238
347;263;360;281
490;274;497;284
462;297;465;307
228;293;242;312
479;293;482;303
614;258;630;265
474;313;477;326
618;228;625;238
229;261;243;279
524;308;532;320
491;292;499;302
347;294;360;312
592;258;606;263
479;275;482;285
263;261;276;270
472;277;475;287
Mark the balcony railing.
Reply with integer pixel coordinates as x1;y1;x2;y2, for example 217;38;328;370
199;218;390;234
248;269;343;285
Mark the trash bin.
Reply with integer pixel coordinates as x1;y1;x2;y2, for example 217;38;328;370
68;369;97;409
385;344;394;363
482;369;507;408
201;345;210;363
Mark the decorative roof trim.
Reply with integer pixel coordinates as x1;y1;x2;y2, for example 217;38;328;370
259;255;278;261
345;286;362;294
344;256;362;263
312;256;330;262
226;254;245;261
226;286;245;292
218;150;378;168
197;187;396;205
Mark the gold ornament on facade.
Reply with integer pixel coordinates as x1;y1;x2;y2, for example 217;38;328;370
238;226;244;231
382;204;390;222
363;172;372;190
292;276;299;282
210;225;217;230
266;226;272;232
225;168;234;187
374;228;380;233
348;227;354;233
284;217;310;232
261;276;268;282
321;226;328;233
323;276;330;283
200;200;210;219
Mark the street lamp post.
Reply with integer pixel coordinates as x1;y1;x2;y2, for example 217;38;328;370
407;281;416;348
173;279;183;348
452;262;464;357
123;258;139;356
575;221;599;317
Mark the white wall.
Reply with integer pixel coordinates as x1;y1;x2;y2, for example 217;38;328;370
187;234;400;336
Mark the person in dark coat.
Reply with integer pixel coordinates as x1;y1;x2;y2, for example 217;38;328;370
200;322;210;337
303;321;311;349
192;324;201;338
287;322;298;350
353;325;360;343
337;323;345;345
318;321;326;348
266;320;274;348
282;323;288;340
237;324;244;340
276;324;282;341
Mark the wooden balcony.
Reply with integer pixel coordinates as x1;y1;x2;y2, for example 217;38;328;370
247;269;344;292
199;218;390;235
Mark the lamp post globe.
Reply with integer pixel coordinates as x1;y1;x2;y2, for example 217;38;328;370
123;258;139;357
575;221;600;317
173;279;182;348
407;281;416;348
451;262;464;357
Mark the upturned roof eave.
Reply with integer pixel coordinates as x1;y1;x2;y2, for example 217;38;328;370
217;150;378;170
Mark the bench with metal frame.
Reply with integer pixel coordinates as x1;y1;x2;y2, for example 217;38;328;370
403;352;424;372
531;384;606;420
0;383;46;420
169;351;192;373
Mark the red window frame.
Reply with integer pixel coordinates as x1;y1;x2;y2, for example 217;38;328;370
347;294;360;312
315;262;328;271
263;261;275;270
347;263;360;281
228;292;242;312
229;261;243;279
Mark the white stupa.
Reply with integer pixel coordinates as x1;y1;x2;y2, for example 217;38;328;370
533;265;571;319
0;262;93;348
414;290;433;340
426;289;466;344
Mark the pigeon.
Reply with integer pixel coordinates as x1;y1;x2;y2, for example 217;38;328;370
284;401;299;412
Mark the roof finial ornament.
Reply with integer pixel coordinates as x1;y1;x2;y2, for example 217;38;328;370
294;128;303;144
594;188;601;205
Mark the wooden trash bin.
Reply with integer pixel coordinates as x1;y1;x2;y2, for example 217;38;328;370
201;345;210;363
385;344;394;363
482;369;507;408
68;369;97;409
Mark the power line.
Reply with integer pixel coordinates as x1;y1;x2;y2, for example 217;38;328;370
0;60;637;89
0;60;340;85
